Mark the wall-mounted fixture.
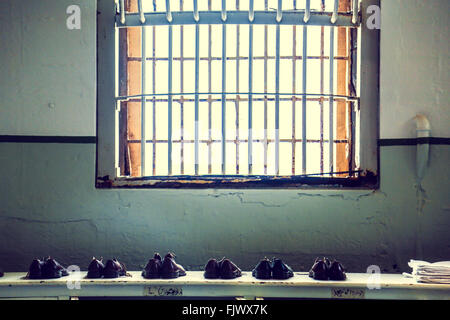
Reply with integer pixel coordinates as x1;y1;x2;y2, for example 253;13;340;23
413;114;431;183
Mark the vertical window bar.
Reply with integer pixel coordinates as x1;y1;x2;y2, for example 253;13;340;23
152;0;157;176
221;0;227;22
302;25;308;174
304;0;310;23
292;0;297;175
331;0;339;24
180;0;184;175
352;0;359;24
193;0;199;21
141;26;146;176
138;0;145;23
275;24;280;175
276;0;282;23
221;20;227;174
320;1;325;174
263;0;268;175
329;26;335;175
165;0;172;22
120;0;125;24
195;23;200;175
208;0;212;174
168;24;173;175
249;0;254;22
235;0;240;175
248;21;253;174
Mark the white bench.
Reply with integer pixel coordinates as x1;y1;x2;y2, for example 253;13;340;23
0;271;449;300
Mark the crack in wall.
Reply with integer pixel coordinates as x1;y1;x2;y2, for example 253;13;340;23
0;216;115;234
183;189;388;208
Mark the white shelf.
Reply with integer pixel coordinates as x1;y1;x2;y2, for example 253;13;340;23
0;271;449;300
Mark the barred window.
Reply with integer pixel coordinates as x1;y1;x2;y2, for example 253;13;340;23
97;0;379;188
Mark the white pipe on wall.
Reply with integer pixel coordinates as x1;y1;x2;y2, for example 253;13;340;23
413;114;431;182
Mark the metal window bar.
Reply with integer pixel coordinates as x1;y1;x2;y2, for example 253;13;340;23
292;0;297;175
329;26;335;175
221;11;227;174
118;92;358;102
235;0;240;175
128;55;350;62
117;12;358;27
152;0;157;176
180;0;184;174
301;24;307;174
263;0;268;175
208;1;212;174
117;0;359;178
168;24;173;175
248;10;253;174
320;0;325;174
194;22;200;175
275;23;280;175
141;24;147;176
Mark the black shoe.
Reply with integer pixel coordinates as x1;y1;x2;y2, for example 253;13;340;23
142;253;162;279
103;258;127;278
27;259;44;279
219;258;242;279
252;257;272;280
41;258;69;279
328;260;346;281
0;268;3;277
309;257;329;280
87;257;105;278
271;258;294;280
204;258;220;279
160;252;186;279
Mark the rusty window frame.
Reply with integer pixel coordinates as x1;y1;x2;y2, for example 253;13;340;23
96;0;379;189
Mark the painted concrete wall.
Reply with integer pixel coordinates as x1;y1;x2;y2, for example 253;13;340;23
0;0;449;273
380;0;450;139
0;0;96;136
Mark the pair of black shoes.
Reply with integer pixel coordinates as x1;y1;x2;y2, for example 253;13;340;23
309;257;346;281
204;258;242;279
27;258;69;279
142;252;186;279
252;257;294;280
87;257;128;278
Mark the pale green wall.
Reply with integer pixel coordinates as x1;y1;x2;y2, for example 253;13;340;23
0;143;449;272
0;0;449;273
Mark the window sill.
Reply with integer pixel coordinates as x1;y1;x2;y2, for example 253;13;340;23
96;172;378;189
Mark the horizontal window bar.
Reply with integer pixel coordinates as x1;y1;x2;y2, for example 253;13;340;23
116;92;359;101
116;11;356;27
127;139;350;144
128;55;350;61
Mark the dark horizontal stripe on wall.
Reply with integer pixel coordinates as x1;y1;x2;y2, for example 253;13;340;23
379;137;450;146
0;135;97;144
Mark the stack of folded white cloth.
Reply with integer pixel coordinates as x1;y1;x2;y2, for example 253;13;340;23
403;260;450;284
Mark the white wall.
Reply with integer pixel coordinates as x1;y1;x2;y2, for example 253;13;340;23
0;0;96;136
0;0;449;273
1;0;448;139
380;0;450;139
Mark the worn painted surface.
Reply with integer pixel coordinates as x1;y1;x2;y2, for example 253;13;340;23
380;0;450;139
0;0;449;273
0;143;449;273
0;0;95;136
